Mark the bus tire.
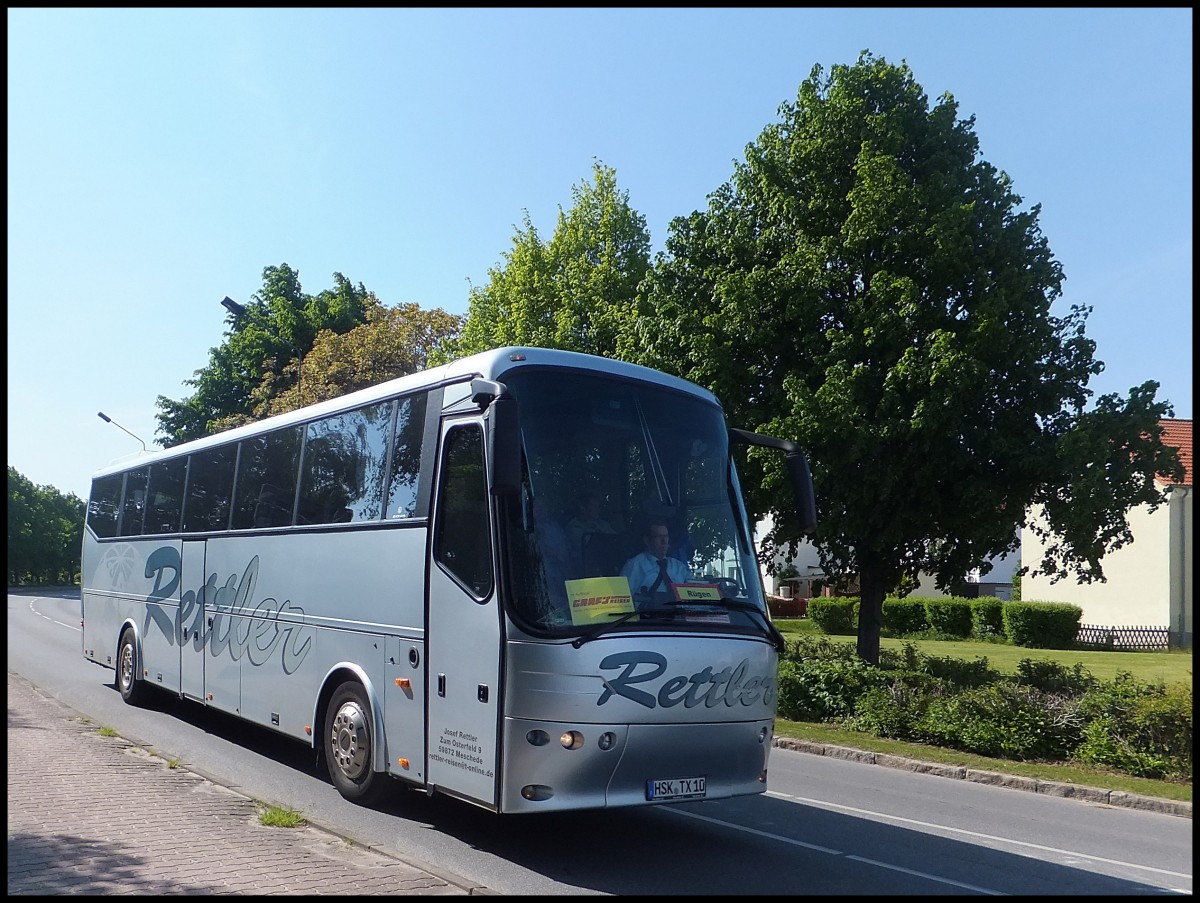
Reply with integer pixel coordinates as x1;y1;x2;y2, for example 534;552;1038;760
116;628;148;706
324;681;389;806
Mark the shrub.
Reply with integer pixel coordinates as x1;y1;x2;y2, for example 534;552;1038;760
924;597;973;638
1003;601;1082;649
776;637;1194;783
783;634;859;664
808;596;858;634
882;596;928;635
918;653;1002;688
913;682;1084;760
847;682;938;740
878;641;922;672
970;596;1005;640
1073;675;1192;781
774;656;893;721
1014;658;1096;695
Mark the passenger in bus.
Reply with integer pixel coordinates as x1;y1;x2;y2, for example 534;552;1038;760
536;501;573;585
620;517;691;604
566;491;617;553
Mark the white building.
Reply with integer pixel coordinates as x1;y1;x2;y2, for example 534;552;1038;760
1020;418;1193;648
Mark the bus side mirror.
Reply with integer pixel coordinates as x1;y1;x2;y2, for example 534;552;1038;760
729;428;817;535
485;393;521;497
785;450;817;535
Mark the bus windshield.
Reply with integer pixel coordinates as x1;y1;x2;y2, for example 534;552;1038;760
499;367;767;638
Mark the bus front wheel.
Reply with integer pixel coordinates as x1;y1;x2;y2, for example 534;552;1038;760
116;628;148;705
324;681;389;805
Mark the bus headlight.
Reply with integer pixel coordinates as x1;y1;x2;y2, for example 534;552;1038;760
560;730;584;750
597;731;616;751
526;729;551;746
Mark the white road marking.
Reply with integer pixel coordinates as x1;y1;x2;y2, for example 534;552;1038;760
767;789;1191;881
26;597;82;631
669;807;1006;895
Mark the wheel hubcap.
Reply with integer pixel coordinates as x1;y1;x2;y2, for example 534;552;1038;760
120;643;134;690
330;700;369;780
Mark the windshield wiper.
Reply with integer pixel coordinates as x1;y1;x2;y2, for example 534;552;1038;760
571;607;679;648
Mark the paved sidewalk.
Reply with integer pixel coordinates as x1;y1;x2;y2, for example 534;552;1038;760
7;672;477;896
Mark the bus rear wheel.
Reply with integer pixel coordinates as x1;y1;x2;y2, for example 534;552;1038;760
116;628;148;705
324;681;389;806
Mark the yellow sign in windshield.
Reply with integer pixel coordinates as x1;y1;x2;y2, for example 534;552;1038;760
565;576;635;625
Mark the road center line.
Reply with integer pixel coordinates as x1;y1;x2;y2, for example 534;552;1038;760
768;790;1191;880
668;807;1005;895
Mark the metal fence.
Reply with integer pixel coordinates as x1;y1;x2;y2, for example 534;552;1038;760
1076;624;1170;651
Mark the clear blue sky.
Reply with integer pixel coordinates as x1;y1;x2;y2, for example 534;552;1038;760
8;8;1193;501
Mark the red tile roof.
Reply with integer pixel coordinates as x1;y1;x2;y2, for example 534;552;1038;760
1157;418;1193;487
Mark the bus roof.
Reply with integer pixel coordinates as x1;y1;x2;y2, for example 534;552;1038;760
89;346;719;479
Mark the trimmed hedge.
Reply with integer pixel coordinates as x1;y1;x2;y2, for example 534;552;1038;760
798;597;1093;649
807;596;858;634
882;597;928;634
971;596;1005;639
1003;601;1083;649
924;597;973;638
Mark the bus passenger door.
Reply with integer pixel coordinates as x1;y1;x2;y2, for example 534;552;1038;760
179;540;206;701
426;419;502;807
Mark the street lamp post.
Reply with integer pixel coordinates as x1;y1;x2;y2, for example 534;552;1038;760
97;411;148;452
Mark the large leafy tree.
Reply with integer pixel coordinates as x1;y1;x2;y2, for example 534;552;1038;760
444;160;650;361
155;264;373;445
629;52;1182;663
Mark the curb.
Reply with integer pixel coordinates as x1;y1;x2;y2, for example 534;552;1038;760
772;736;1192;819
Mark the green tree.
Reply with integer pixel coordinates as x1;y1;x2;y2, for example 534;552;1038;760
443;160;650;361
155;264;373;445
8;467;84;585
256;299;462;417
630;52;1182;664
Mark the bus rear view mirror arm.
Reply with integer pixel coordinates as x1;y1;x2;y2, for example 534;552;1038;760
476;379;521;497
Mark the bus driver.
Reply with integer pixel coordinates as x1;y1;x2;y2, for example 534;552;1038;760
620;517;690;602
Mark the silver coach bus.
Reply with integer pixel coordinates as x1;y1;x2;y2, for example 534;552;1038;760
81;347;815;814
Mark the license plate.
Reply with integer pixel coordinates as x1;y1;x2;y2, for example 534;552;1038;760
646;775;707;801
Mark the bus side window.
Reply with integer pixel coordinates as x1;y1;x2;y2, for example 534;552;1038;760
87;474;124;538
386;393;427;519
183;446;236;533
433;424;493;598
297;400;392;525
117;467;149;537
232;426;301;529
144;458;187;534
253;484;292;528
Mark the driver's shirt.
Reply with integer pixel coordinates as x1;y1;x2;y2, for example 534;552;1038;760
619;552;691;596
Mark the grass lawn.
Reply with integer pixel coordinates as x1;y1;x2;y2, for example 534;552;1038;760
770;618;1193;804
